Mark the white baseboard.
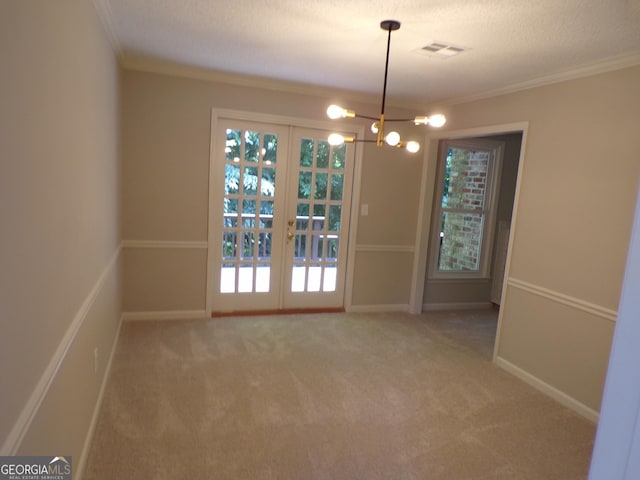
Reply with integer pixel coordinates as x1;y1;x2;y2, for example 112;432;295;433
75;313;124;480
346;304;410;313
423;302;494;311
122;310;209;321
494;356;599;423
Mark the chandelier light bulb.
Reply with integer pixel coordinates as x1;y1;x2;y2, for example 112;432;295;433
406;141;420;153
328;133;346;145
327;104;345;119
371;121;379;134
327;104;355;120
385;131;401;147
414;114;447;127
428;114;447;127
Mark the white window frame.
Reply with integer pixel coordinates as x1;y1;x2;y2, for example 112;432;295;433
428;138;504;280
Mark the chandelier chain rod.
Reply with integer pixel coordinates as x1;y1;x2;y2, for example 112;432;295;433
380;24;393;117
355;113;416;122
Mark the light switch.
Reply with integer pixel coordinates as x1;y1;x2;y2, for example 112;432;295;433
361;204;368;216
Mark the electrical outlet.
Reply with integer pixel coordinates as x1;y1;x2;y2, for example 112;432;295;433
93;347;99;373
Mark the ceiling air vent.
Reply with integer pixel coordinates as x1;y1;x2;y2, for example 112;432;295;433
418;42;467;58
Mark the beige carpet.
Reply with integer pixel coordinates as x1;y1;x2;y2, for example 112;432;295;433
83;309;595;479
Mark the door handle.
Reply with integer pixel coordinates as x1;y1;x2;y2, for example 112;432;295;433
287;219;295;242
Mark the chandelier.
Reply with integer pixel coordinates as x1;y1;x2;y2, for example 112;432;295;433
327;20;446;153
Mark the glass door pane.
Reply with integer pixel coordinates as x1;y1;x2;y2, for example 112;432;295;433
210;119;289;313
284;128;355;309
222;128;279;293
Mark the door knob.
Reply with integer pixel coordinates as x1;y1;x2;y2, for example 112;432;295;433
287;219;295;242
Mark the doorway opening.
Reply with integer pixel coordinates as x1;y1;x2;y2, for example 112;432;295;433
417;126;526;359
424;131;523;310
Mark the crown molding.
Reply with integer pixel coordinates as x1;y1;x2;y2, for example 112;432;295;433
121;49;640;111
120;55;390;108
90;0;123;58
116;27;640;110
444;50;640;106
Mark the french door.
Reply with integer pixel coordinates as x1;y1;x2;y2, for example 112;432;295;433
209;117;356;313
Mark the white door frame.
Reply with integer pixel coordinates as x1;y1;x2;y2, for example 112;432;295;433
410;122;529;325
206;108;364;314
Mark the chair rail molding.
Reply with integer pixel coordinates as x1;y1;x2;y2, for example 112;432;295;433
121;240;208;249
508;277;617;322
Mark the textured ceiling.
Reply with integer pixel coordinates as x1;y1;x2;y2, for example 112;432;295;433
101;0;640;105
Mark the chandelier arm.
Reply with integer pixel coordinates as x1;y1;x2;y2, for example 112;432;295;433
384;118;419;122
354;113;380;121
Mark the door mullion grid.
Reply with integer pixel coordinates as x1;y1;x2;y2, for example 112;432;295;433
252;144;262;292
237;130;255;293
239;132;249;292
321;147;339;291
222;129;242;294
308;147;318;292
254;134;272;294
307;140;321;293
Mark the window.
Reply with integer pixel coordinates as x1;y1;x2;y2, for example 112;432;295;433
430;139;503;278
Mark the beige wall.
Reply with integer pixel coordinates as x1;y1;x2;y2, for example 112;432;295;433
435;66;640;413
0;0;122;474
121;68;424;312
